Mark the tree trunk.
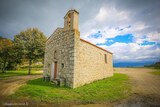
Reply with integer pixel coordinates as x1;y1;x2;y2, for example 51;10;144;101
28;59;32;75
2;61;6;73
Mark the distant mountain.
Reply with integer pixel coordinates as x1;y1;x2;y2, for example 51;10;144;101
144;62;160;69
113;61;155;67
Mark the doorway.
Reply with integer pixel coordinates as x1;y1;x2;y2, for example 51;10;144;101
51;62;57;80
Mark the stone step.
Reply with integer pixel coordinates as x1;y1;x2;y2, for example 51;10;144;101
51;78;66;87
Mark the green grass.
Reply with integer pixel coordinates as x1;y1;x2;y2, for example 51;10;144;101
0;70;42;78
11;73;131;104
150;69;160;75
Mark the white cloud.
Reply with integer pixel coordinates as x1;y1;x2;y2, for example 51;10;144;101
133;22;149;31
86;37;106;44
80;6;130;39
95;7;107;22
95;6;129;22
80;5;160;63
134;32;160;45
101;42;160;62
147;32;160;43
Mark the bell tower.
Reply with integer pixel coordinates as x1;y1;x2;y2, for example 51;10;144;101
64;9;79;31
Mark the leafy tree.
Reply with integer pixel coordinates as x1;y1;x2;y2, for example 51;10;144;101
14;28;47;74
12;40;25;69
0;36;14;73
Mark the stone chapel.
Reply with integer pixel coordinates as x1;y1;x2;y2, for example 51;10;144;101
43;9;113;88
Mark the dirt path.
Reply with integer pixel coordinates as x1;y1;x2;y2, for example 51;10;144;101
114;68;160;107
0;75;42;97
115;68;160;96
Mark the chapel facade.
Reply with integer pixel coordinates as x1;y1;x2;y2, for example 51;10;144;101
43;9;113;88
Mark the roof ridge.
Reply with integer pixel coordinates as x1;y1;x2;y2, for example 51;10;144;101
80;39;113;54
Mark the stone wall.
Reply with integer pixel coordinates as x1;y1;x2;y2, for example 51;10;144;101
43;28;76;88
73;39;113;88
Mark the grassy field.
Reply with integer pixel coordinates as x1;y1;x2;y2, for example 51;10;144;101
0;63;43;78
150;69;160;75
0;70;42;78
11;73;131;104
19;64;43;70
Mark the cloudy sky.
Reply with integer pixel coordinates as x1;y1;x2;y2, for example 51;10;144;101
0;0;160;64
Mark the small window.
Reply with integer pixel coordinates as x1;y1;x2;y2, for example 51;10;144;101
61;63;64;69
47;63;51;72
54;51;57;59
104;54;107;63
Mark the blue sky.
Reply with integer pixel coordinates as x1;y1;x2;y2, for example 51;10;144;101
96;34;134;46
89;32;157;46
139;41;156;46
0;0;160;64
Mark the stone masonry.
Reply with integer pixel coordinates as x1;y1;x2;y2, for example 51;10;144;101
43;9;113;88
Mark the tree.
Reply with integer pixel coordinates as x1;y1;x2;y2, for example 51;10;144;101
12;40;25;70
0;36;14;73
14;28;47;74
